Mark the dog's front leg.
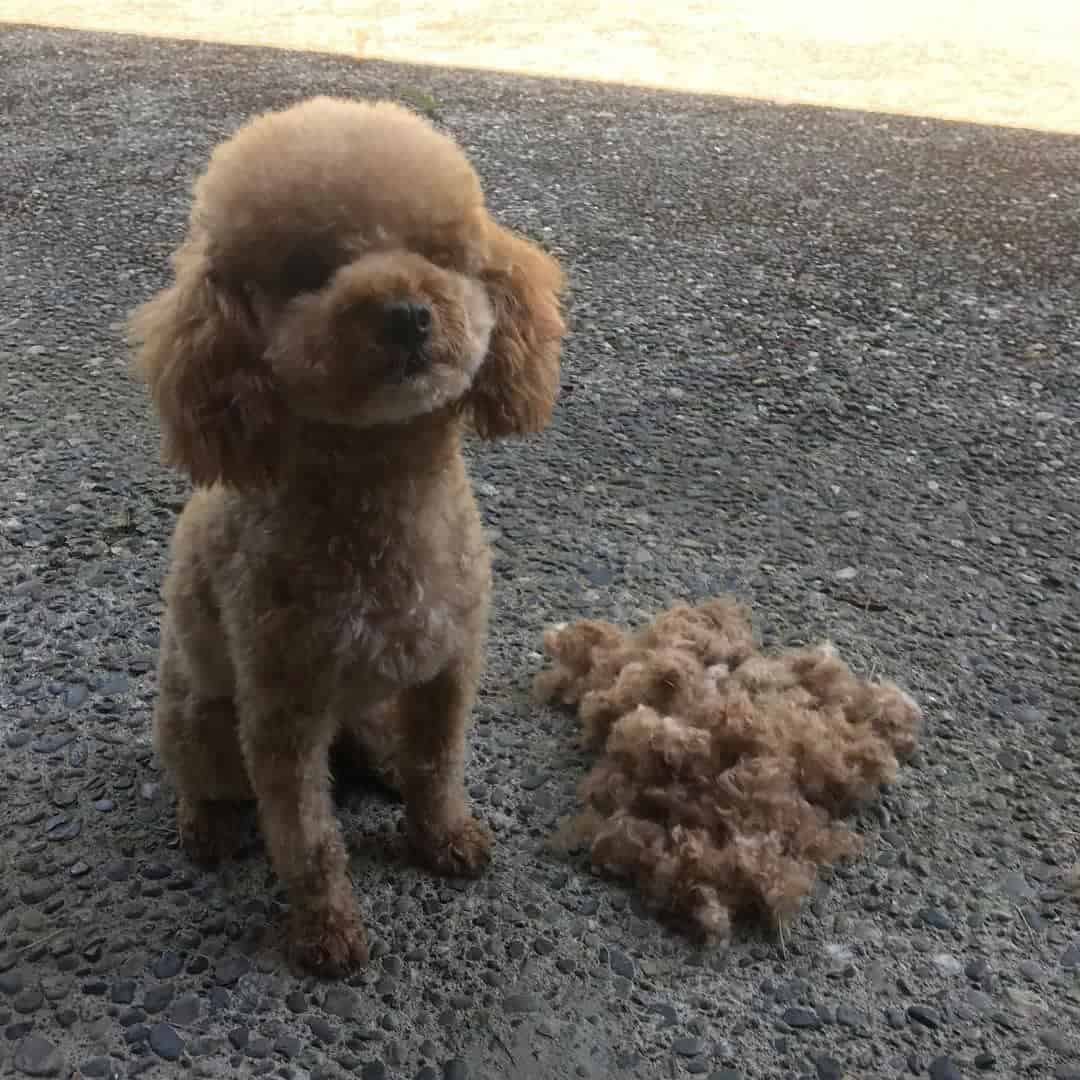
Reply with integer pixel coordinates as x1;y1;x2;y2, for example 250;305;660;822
399;657;493;877
238;706;369;976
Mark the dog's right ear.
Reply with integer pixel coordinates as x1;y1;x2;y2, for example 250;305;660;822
128;241;283;488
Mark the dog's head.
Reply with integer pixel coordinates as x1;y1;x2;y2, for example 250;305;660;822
129;97;565;488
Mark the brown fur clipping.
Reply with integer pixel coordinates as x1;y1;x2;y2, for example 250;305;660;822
535;598;922;941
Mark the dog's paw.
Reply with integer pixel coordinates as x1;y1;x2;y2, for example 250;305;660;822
177;798;248;865
288;903;369;978
409;815;494;878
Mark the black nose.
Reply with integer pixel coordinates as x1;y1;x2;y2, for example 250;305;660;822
382;301;432;350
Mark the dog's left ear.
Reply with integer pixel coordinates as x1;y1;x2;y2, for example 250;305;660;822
465;223;566;438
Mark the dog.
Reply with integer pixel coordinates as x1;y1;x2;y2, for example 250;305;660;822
129;96;565;976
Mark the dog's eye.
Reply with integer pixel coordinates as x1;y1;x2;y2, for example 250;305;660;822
282;250;337;295
341;297;380;322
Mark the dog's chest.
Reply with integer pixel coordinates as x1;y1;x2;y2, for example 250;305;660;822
332;556;480;688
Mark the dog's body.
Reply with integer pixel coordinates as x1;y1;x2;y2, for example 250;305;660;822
131;98;565;975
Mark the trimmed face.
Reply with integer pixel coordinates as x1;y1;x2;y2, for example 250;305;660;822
266;251;495;428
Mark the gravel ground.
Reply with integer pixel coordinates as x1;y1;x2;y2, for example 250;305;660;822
2;24;1079;1080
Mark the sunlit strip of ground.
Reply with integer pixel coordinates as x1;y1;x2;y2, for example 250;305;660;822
4;0;1080;134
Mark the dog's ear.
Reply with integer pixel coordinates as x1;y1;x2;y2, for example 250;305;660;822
128;241;284;488
465;223;566;439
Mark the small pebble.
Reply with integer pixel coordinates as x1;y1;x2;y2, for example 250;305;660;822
154;953;183;979
13;1034;63;1076
908;1004;942;1029
836;1005;865;1028
168;993;201;1026
309;1017;339;1043
143;985;173;1013
933;953;963;977
783;1006;822;1029
148;1024;183;1062
816;1055;843;1080
929;1056;961;1080
323;987;358;1020
124;1024;149;1047
920;908;953;931
885;1007;907;1029
672;1037;705;1057
14;988;44;1014
214;956;250;986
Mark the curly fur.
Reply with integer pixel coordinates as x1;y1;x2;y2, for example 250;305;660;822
129;96;565;976
535;598;921;941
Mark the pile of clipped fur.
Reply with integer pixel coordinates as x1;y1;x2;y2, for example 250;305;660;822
534;597;922;942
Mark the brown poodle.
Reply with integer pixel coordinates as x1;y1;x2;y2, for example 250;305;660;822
129;97;565;976
535;599;921;942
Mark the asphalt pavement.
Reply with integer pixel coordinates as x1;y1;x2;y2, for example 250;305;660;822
1;23;1078;1080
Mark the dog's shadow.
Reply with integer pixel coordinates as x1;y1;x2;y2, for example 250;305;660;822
162;745;406;872
330;745;416;870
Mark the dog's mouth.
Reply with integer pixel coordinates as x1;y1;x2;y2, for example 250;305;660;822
387;344;433;384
